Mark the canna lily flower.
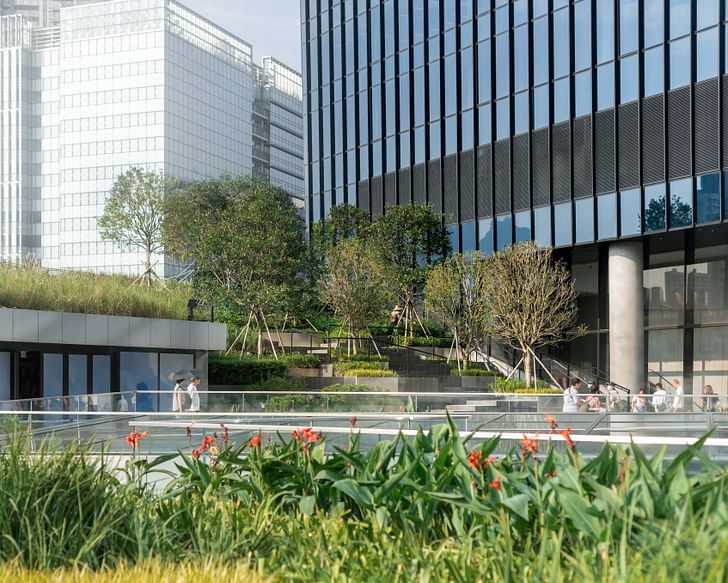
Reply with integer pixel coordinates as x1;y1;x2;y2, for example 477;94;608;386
191;448;200;460
490;477;502;490
220;424;229;446
560;427;576;451
292;430;301;442
126;430;149;450
545;415;558;431
350;416;357;428
199;435;216;452
520;434;539;458
250;433;261;448
467;450;482;469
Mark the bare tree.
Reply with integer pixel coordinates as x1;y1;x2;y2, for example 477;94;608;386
482;242;587;386
318;238;393;355
425;252;489;369
99;167;176;285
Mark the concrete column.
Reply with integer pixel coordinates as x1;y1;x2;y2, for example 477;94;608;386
608;242;644;393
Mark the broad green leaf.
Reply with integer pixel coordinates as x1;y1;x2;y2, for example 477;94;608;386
299;495;316;516
556;487;603;541
502;494;530;521
334;479;375;509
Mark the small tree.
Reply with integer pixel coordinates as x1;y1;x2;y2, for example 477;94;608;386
367;204;451;337
164;176;307;357
99;167;175;285
311;203;371;251
318;238;393;355
482;242;587;387
425;253;489;369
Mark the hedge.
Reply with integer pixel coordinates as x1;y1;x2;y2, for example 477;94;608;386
333;361;388;375
283;354;321;368
208;355;287;386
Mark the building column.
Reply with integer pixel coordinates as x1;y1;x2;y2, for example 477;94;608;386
608;242;644;393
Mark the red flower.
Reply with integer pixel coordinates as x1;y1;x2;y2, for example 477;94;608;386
308;431;321;443
250;433;261;448
545;415;558;431
199;435;216;452
350;416;358;428
490;477;502;490
560;427;576;451
220;424;229;446
126;430;149;450
520;434;539;458
191;448;200;460
467;450;481;469
483;456;496;465
292;430;301;442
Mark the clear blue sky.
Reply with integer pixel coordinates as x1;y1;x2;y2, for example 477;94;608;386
188;0;303;72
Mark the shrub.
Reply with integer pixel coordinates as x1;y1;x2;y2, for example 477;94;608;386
264;395;314;412
208;355;287;385
493;377;558;393
333;361;388;375
0;264;189;319
255;376;307;391
283;354;321;368
344;369;396;377
321;383;399;411
335;352;389;363
398;336;452;348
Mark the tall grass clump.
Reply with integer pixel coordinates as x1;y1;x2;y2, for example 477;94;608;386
0;263;189;319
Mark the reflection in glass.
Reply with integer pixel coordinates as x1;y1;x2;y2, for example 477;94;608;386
461;110;474;150
645;266;685;327
696;27;719;82
514;92;529;135
596;0;615;63
43;354;63;398
696;173;720;224
496;214;513;251
669;177;693;229
534;206;552;247
693;326;728;395
620;188;641;236
533;17;549;85
514;25;529;92
160;354;195;416
670;37;691;89
647;329;684;387
644;183;667;232
574;0;591;71
448;225;459;253
554;78;570;123
496;98;510;140
696;0;719;30
669;0;691;40
644;46;664;96
597;193;617;240
477;42;491;103
478;103;491;144
619;0;638;55
644;0;664;48
575;70;592;117
478;217;494;255
554;202;573;247
533;84;549;129
93;355;111;394
0;352;9;402
515;210;531;242
572;262;599;329
121;352;158;411
495;34;510;99
462;221;476;252
553;8;570;78
620;54;639;103
690;257;728;325
597;62;615;111
575;198;595;244
69;354;88;396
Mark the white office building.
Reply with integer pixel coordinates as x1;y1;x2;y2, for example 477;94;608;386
0;0;303;275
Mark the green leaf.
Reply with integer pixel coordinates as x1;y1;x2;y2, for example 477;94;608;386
299;495;316;516
502;494;530;520
334;479;375;509
555;487;603;541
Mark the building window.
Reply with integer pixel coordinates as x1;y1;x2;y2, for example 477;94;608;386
43;354;63;399
68;354;88;396
620;188;642;236
496;98;510;140
696;27;719;82
644;183;667;232
462;221;476;251
669;37;692;89
669;177;693;229
575;70;592;117
575;198;595;243
554;78;571;123
553;8;570;78
554;202;573;247
533;17;549;86
597;193;618;240
696;173;721;224
596;0;615;64
533;84;549;129
478;217;494;255
514;92;529;135
643;0;664;48
619;0;638;56
496;214;513;251
447;224;460;253
696;0;719;30
620;54;639;103
515;210;531;242
644;46;665;97
597;62;615;111
669;0;691;40
534;206;552;247
574;1;591;71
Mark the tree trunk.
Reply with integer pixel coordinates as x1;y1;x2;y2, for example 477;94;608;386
144;247;152;286
523;346;532;388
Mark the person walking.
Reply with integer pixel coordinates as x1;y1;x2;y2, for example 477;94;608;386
670;378;685;412
652;383;668;412
187;374;201;413
701;385;720;412
631;387;647;413
172;373;187;413
563;379;582;413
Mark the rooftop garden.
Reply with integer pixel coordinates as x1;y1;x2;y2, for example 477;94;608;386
0;264;190;320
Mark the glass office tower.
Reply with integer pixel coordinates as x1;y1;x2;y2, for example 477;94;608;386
303;0;728;395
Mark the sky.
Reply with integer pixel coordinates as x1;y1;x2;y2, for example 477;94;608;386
188;0;303;72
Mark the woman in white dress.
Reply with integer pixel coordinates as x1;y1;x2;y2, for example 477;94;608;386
186;375;201;413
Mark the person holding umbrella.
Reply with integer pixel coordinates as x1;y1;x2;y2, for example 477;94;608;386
187;370;201;413
171;371;188;413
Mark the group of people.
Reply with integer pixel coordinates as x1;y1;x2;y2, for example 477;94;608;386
172;373;201;413
562;378;723;413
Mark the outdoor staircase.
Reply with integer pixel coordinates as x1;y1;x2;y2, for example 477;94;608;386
381;347;450;377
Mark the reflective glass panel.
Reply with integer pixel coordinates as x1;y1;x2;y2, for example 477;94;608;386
596;0;615;64
496;34;510;98
445;116;458;154
0;352;9;403
575;70;592;117
670;37;691;89
43;354;63;398
515;210;531;242
514;25;529;92
597;62;615;111
496;98;510;140
645;269;685;327
691;252;728;325
93;355;111;394
461;47;474;109
477;12;490;41
514;91;529;135
495;5;508;33
462;110;474;150
554;202;573;246
533;84;549;129
575;198;595;243
620;188;642;236
513;0;528;26
696;173;721;224
554;78;571;123
429;62;440;120
478;217;494;255
445;55;457;115
644;0;664;47
533;0;548;18
619;0;638;55
534;206;552;247
697;0;719;30
462;221;476;251
553;9;570;78
478;103;492;144
669;177;693;228
69;354;87;396
670;0;691;39
697;27;719;81
429;122;441;158
620;54;639;103
533;17;549;85
725;170;728;220
644;183;667;232
644;46;665;96
447;224;460;253
574;1;592;71
496;214;513;250
597;193;618;239
477;42;491;103
694;327;728;391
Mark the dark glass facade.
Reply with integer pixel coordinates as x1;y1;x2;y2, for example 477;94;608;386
303;0;728;395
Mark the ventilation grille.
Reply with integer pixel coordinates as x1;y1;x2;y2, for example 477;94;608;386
398;167;412;204
642;94;665;184
476;145;492;218
532;128;550;206
358;181;371;215
443;154;458;222
572;116;593;198
494;139;511;215
371;176;383;217
460;150;475;221
552;122;571;202
723;76;728;169
427;159;442;214
668;87;692;179
413;163;426;204
384;172;397;207
512;134;530;210
595;109;616;194
618;102;640;189
694;78;720;174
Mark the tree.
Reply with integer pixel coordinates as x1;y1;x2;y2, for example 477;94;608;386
425;253;489;369
367;204;451;337
164;176;307;357
644;195;692;232
98;167;176;284
318;237;393;355
482;242;587;387
311;204;371;251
